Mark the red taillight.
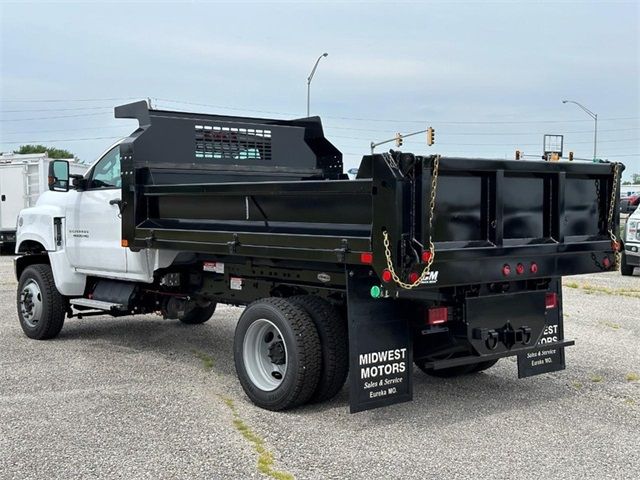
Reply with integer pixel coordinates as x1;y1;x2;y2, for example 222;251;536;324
516;263;525;275
428;306;448;325
381;269;392;283
422;251;432;263
530;262;538;274
545;292;557;309
360;252;373;264
502;264;511;276
408;272;419;283
603;257;611;268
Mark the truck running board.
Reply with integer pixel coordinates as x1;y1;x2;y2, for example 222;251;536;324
70;298;126;312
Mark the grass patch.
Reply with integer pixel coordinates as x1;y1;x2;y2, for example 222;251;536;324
563;282;640;299
625;372;639;382
193;350;214;371
600;320;621;330
571;382;583;390
624;398;636;406
590;374;604;383
221;396;294;480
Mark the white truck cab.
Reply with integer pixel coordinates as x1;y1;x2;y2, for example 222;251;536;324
14;142;177;297
622;208;640;275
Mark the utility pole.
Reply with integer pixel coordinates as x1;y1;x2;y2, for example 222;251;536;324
307;53;328;117
562;99;598;160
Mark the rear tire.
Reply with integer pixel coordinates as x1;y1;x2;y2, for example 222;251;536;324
234;298;322;411
16;264;66;340
289;295;348;403
179;302;217;324
620;251;634;276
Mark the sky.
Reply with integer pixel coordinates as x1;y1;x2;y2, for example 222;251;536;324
1;0;639;180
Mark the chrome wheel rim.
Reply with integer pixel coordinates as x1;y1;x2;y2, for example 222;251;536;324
20;280;43;328
243;319;288;391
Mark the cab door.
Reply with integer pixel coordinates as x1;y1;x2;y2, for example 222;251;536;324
65;145;127;275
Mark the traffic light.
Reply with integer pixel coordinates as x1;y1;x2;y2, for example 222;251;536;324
427;127;435;146
395;133;403;147
515;150;521;160
569;151;574;161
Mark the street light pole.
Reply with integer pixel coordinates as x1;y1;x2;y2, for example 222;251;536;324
562;99;598;160
307;52;328;117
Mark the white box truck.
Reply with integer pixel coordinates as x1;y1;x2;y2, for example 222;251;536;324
0;154;87;253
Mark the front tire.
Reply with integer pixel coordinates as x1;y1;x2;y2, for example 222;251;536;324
16;264;66;340
621;251;635;276
234;298;321;411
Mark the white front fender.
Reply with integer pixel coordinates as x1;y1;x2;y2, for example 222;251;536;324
16;204;87;296
15;205;64;252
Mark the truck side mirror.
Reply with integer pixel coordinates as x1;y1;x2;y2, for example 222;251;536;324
48;160;70;192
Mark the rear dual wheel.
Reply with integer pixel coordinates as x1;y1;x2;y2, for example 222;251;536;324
234;298;322;411
234;296;348;410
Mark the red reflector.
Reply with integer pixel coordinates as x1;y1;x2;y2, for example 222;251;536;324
428;307;448;325
421;251;432;263
603;257;611;268
530;262;538;274
408;272;419;283
545;292;557;309
516;263;525;275
381;269;392;283
502;264;511;276
360;252;373;264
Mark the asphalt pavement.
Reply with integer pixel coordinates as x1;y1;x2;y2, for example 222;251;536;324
1;255;638;480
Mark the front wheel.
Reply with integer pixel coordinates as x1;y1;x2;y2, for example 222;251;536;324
234;298;321;411
620;251;635;276
16;264;66;340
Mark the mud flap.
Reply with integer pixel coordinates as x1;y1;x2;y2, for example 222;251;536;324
517;278;567;378
346;268;412;413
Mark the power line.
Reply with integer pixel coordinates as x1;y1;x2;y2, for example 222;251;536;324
325;125;640;135
0;136;122;145
154;98;639;125
0;112;111;122
0;106;113;113
0;97;138;103
2;125;129;135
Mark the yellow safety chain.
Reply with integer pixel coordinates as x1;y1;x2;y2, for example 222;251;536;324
382;155;440;289
607;163;622;269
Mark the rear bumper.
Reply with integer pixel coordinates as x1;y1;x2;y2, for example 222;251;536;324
417;339;575;370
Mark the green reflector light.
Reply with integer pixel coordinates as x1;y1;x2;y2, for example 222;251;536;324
370;285;382;298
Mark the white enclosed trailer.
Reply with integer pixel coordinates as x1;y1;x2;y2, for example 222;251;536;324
0;154;87;252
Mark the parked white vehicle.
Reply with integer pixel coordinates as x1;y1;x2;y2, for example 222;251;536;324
0;154;87;252
622;207;640;276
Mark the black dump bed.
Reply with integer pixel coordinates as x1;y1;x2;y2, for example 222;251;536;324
116;101;623;293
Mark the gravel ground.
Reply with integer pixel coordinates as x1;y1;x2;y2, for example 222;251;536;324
0;256;638;480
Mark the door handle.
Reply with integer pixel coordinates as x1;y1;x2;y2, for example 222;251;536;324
109;198;127;214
